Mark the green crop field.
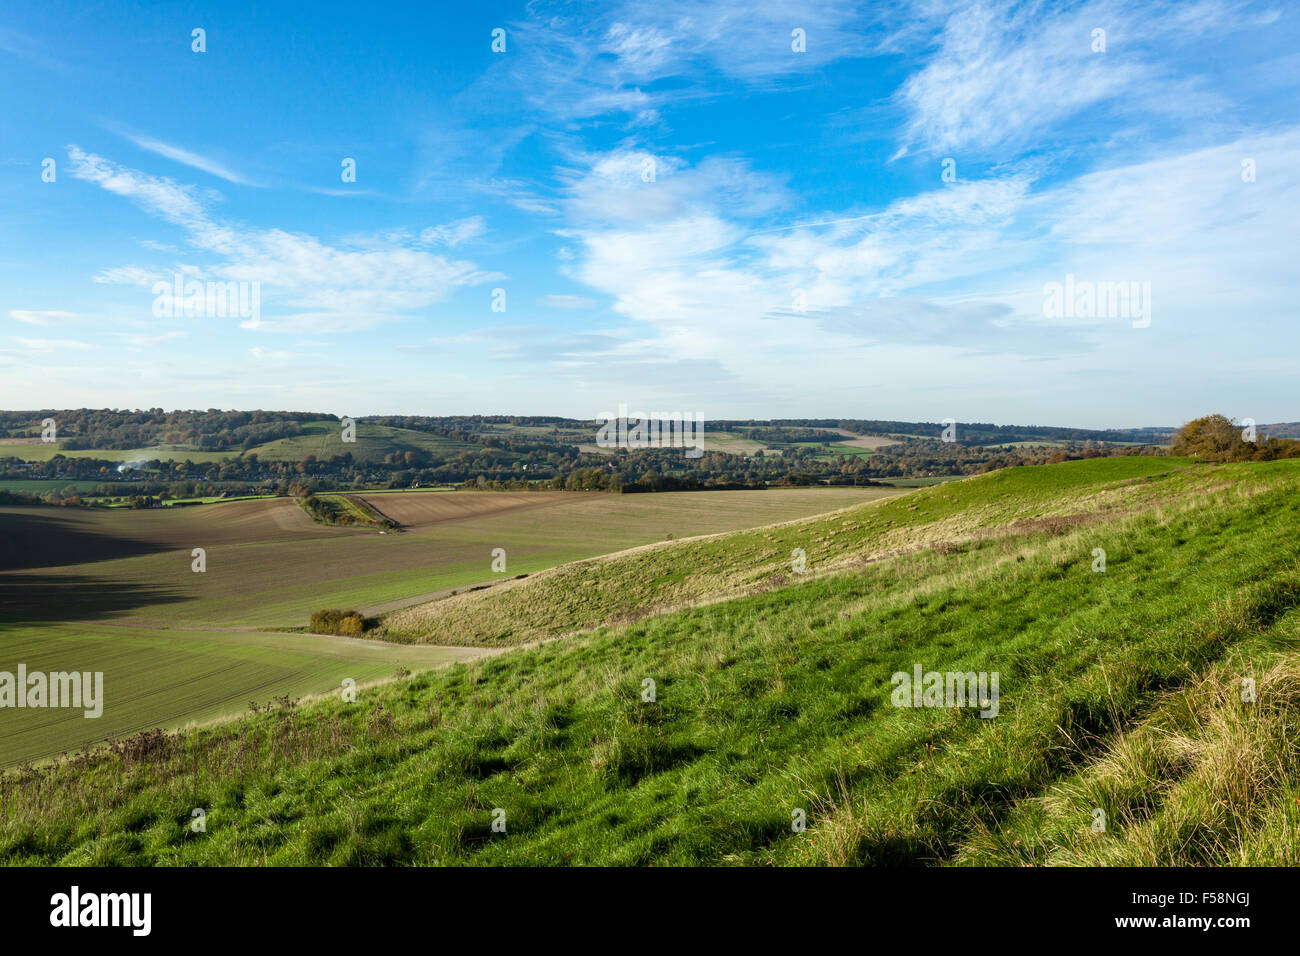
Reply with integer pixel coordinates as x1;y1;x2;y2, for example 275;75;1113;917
0;486;900;766
0;420;487;466
5;456;1300;867
813;446;878;461
0;479;106;493
251;420;483;463
0;621;488;766
489;422;594;441
2;443;235;464
695;433;773;456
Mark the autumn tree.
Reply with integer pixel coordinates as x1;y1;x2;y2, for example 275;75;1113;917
1171;414;1251;461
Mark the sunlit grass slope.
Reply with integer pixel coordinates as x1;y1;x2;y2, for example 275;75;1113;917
376;456;1202;645
4;457;1298;866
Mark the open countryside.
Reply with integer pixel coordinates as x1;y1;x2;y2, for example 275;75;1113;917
3;2;1297;916
4;448;1300;867
0;483;899;763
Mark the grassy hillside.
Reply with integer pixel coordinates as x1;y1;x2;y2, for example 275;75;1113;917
375;456;1191;645
3;457;1298;865
6;442;236;464
0;623;489;766
251;420;482;463
2;488;895;629
0;488;893;764
2;421;486;466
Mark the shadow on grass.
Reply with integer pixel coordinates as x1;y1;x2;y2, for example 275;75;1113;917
0;509;171;571
0;572;187;622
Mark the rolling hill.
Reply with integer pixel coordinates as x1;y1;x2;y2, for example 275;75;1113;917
0;487;896;764
3;456;1298;865
250;420;485;464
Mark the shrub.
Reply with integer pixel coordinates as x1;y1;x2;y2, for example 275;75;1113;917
309;609;368;636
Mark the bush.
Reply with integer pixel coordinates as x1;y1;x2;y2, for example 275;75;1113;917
1171;414;1248;461
1172;413;1300;463
309;609;368;636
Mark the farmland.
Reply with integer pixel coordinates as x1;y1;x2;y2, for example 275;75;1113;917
4;456;1300;866
0;479;105;494
2;411;1176;499
0;623;488;766
0;486;901;764
3;442;236;464
250;420;484;464
1;487;901;628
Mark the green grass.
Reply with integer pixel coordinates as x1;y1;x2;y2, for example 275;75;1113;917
0;480;106;493
301;493;397;528
251;420;482;463
812;446;878;461
155;495;278;507
0;487;897;768
4;487;899;631
0;420;485;466
376;456;1196;645
0;618;489;766
5;457;1299;865
884;476;967;487
3;444;235;463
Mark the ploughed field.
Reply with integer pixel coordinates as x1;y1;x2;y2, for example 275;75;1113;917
0;486;902;765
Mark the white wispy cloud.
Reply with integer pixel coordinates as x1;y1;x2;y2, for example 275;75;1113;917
122;133;257;185
539;294;599;309
418;216;487;247
892;0;1250;156
8;310;78;326
12;337;98;352
93;265;168;286
0;27;70;72
555;124;1299;392
113;330;187;350
66;147;499;333
504;0;875;121
67;146;208;227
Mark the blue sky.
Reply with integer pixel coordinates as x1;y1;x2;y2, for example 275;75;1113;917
1;0;1297;426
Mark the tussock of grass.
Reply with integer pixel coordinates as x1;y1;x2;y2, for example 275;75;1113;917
956;652;1300;866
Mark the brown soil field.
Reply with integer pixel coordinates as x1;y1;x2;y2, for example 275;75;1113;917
0;488;902;629
355;490;588;527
